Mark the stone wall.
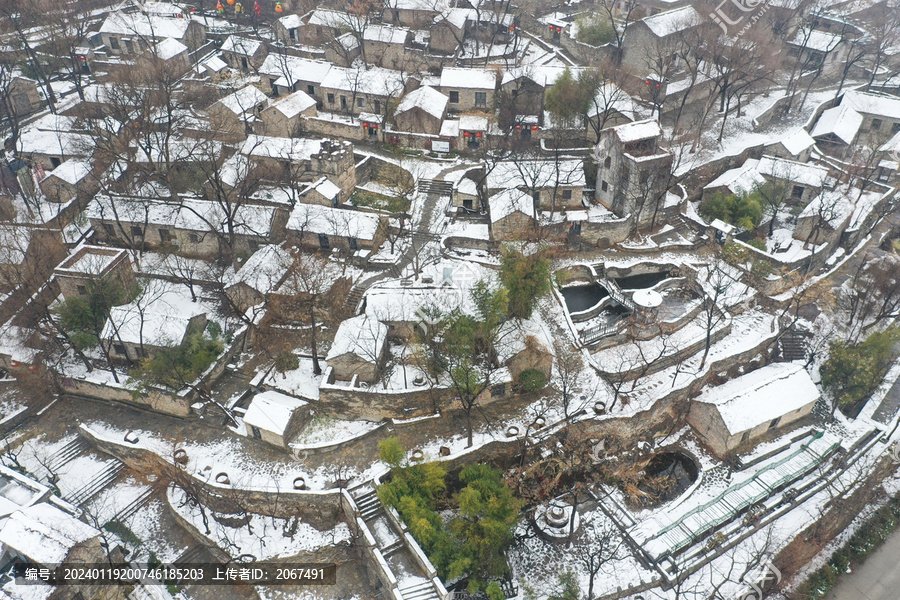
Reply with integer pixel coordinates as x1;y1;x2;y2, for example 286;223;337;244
81;424;343;528
61;377;192;417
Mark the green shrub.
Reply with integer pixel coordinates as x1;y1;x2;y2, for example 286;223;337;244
722;242;751;265
576;14;615;46
700;190;763;230
274;351;300;373
747;237;766;251
518;369;547;392
104;519;141;547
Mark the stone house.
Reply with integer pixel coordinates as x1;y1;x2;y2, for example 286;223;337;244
688;363;819;457
362;24;412;69
385;0;449;28
702;156;830;207
325;314;389;383
242;390;312;449
486;159;585;212
149;37;191;77
102;286;208;362
394;86;448;135
594;119;673;224
260;89;317;137
220;35;268;72
764;128;817;162
206;85;269;138
87;195;289;259
15;130;92;170
489;188;536;240
811;91;900;159
40;159;97;205
620;6;701;72
273;13;304;45
259;54;332;99
98;7;206;55
53;245;137;303
225;244;293;312
319;66;409;116
440;67;496;113
0;226;66;295
287;203;383;254
0;76;43;122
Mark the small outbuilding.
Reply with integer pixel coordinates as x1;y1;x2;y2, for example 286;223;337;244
688;363;820;457
325;314;388;383
242;390;311;448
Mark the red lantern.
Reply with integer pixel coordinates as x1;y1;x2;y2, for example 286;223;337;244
27;365;38;372
475;132;482;138
9;361;18;368
655;83;660;88
515;125;521;130
363;122;369;128
509;25;514;32
645;80;651;86
253;0;261;14
531;125;538;131
372;124;378;130
463;131;470;137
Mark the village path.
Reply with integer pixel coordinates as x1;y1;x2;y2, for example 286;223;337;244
344;162;469;313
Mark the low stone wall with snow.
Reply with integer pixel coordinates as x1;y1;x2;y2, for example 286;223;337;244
61;377;192;417
80;425;344;528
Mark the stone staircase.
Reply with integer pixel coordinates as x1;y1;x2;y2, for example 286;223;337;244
417;179;454;197
779;330;808;362
46;437;90;472
64;461;124;507
400;580;441;600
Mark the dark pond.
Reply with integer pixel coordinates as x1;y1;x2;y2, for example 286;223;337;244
614;271;670;290
638;451;699;506
561;284;608;313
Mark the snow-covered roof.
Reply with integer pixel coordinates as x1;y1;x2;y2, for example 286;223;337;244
325;314;388;362
155;37;188;60
694;363;819;435
587;83;636;120
396;86;448;119
0;466;48;519
639;6;701;37
266;89;316;118
103;285;207;347
221;35;264;56
0;503;98;565
789;28;842;52
796;187;857;227
240;134;321;160
288;203;379;240
87;195;279;237
842;89;900;119
99;10;193;39
307;177;341;201
278;13;303;29
307;7;361;28
321;66;407;96
879;129;900;154
364;24;410;45
45;159;91;185
486;159;586;191
440;67;496;90
394;0;449;10
213;85;268;116
704;159;767;196
200;55;227;73
459;115;488;131
243;390;307;436
489;188;535;223
757;155;829;188
260;54;332;86
228;244;292;293
810;104;863;144
55;245;126;276
610;118;661;143
440;119;460;137
16;130;91;157
775;128;816;155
